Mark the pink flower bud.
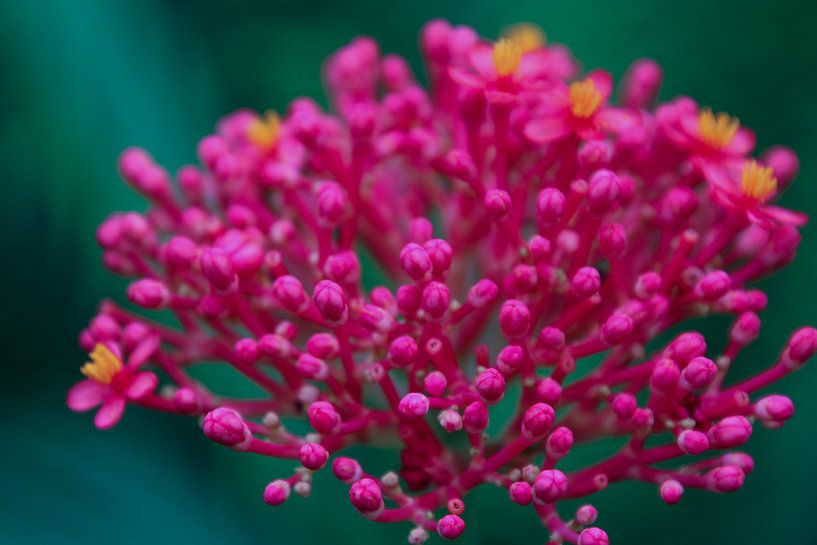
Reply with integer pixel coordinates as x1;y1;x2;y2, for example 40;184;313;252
651;359;680;391
306;333;339;359
722;453;755;474
499;299;531;338
612;393;637;419
587;169;622;214
659;479;683;505
296;354;329;380
754;394;794;427
358;304;394;333
315;182;347;227
399;393;430;419
424;371;448;397
332;457;362;483
522;402;555;440
666;332;706;364
706;465;745;493
484;189;512;220
164;236;198;270
424;238;453;274
203;408;251;448
599;223;627;257
263;479;291;506
571;266;601;298
497;345;525;374
349;477;384;516
681;356;717;390
536;187;565;225
546;426;574;459
467;279;499;308
634;271;662;298
396;284;422;314
308;401;342;434
709;416;753;448
730;312;761;345
313;280;348;326
172;387;200;413
533;469;568;502
576;504;598;525
695;270;731;302
126;279;170;309
389;335;419;367
601;312;634;345
462;401;489;433
633;407;654;429
273;275;310;314
421;281;451;319
437;514;465;540
578;528;609;545
400;243;432;281
475;368;505;402
621;58;663;108
299;442;329;470
438;409;463;432
784;327;817;368
677;429;709;455
233;338;259;363
536;378;562;405
200;247;237;292
509;481;533;505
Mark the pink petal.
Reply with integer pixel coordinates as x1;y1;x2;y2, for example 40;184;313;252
726;127;756;156
524;116;570;144
761;205;809;227
66;380;106;412
94;395;126;430
468;44;497;79
126;334;160;367
485;90;517;106
598;108;638;133
587;69;613;101
125;372;158;400
448;66;484;89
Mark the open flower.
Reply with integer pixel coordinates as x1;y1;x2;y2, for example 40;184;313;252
704;159;807;228
449;24;577;103
67;342;159;429
524;70;636;142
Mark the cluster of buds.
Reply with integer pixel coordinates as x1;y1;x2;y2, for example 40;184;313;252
67;20;816;544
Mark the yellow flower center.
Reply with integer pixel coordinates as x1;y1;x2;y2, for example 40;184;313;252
569;78;603;119
698;108;739;149
492;38;523;77
503;23;546;55
81;343;123;384
247;111;281;151
741;160;777;202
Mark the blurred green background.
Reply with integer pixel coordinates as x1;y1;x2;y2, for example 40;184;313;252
2;0;817;543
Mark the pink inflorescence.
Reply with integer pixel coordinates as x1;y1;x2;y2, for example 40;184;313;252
67;20;816;544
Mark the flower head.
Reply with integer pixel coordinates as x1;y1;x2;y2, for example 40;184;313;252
68;20;813;545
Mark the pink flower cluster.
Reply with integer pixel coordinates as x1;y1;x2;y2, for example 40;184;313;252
68;20;816;544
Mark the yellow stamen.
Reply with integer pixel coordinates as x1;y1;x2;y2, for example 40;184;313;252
247;111;281;151
502;23;546;55
492;38;523;77
80;343;122;384
741;160;777;202
698;108;739;149
569;78;603;119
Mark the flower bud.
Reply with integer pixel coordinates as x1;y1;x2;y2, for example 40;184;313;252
730;312;761;345
332;457;363;483
467;279;498;308
533;469;568;502
263;479;291;506
349;478;384;516
509;481;533;505
680;356;717;390
424;371;448;397
484;189;512;220
399;393;430;419
437;514;465;540
522;403;555;440
475;368;506;402
546;426;574;459
497;345;525;374
400;243;432;281
536;188;565;225
695;270;731;302
587;169;622;214
499;299;531;338
299;442;329;470
677;429;709;455
754;394;794;428
438;409;463;432
659;479;683;505
611;393;637;419
127;279;170;309
424;238;453;274
783;327;817;369
706;465;745;493
709;416;752;448
576;504;598;525
296;354;329;380
313;280;348;326
571;266;601;298
389;335;419;367
421;281;451;319
621;58;663;108
308;401;342;434
273;275;310;314
462;401;489;433
536;378;562;405
203;408;251;448
578;527;609;545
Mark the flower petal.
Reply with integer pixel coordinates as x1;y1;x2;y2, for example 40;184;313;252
94;395;126;430
66;380;106;412
127;334;160;367
468;44;497;79
448;66;484;89
125;372;158;400
524;116;570;144
726;127;756;156
587;69;613;101
761;205;809;227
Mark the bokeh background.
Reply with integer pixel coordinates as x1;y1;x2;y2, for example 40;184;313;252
2;1;817;543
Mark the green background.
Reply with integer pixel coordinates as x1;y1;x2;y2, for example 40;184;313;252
2;1;817;543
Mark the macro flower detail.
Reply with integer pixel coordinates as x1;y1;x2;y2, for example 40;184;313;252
69;19;815;544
